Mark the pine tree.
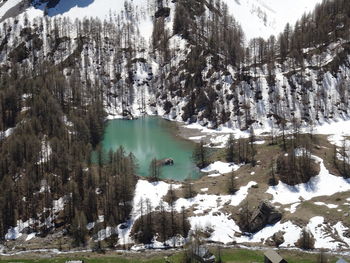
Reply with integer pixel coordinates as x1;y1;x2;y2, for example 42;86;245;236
149;157;161;181
184;174;195;199
70;210;88;247
249;127;256;166
296;228;315;250
268;160;278;186
192;140;208;169
228;170;237;194
226;134;236;163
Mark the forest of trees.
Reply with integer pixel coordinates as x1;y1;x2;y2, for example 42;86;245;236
0;0;349;249
0;59;139;246
162;0;350;129
0;10;144;244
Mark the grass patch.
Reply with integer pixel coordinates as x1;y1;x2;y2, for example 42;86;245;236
0;253;183;263
216;248;340;263
0;248;344;263
219;248;263;262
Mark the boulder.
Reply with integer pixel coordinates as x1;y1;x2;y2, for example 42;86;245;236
122;109;135;120
157;158;174;166
344;229;350;238
248;201;282;233
265;231;285;247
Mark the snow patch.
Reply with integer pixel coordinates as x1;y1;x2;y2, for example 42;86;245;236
290;202;300;213
0;0;22;20
201;161;241;175
117;179;181;245
314;202;338;209
267;155;350;204
25;233;36;241
175;181;257;214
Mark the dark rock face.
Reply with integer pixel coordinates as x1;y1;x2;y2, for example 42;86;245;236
249;202;282;233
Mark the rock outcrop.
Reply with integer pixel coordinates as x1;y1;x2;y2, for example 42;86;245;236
238;201;282;234
249;202;282;233
265;231;285;247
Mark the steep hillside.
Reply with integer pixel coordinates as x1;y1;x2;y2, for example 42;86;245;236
1;0;350;253
0;0;323;40
223;0;323;39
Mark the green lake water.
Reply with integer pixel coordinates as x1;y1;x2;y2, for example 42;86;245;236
101;116;200;181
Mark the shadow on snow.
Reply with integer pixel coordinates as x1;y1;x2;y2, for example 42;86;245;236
33;0;94;16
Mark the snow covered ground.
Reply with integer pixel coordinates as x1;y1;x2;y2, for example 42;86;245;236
38;0;154;41
6;156;350;250
223;0;323;40
2;0;350;252
0;0;324;42
0;0;154;42
183;116;350;154
108;169;350;250
5;196;67;241
91;178;255;247
267;155;350;204
0;127;14;139
115;179;181;245
201;161;241;176
0;0;22;19
117;153;350;249
316;119;350;140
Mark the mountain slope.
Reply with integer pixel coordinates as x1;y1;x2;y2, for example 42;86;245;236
0;0;154;41
1;0;350;252
1;0;323;40
223;0;323;39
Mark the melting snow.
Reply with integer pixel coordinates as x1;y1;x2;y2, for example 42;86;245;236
5;219;34;240
254;140;265;145
117;179;256;245
314;202;338;209
290;202;300;213
25;233;36;241
176;181;257;214
37;138;52;164
267;155;350;204
190;213;238;244
201;161;241;175
117;179;180;245
189;135;206;140
307;217;338;249
223;0;322;40
0;127;14;139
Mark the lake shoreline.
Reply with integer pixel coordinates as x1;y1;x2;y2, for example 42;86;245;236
106;113;219;146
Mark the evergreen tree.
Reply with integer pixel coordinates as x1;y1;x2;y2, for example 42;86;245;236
228;170;237;194
192;140;208;169
149;157;161;181
226;134;236;163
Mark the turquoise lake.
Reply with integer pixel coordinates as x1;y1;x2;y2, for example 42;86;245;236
101;117;200;181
